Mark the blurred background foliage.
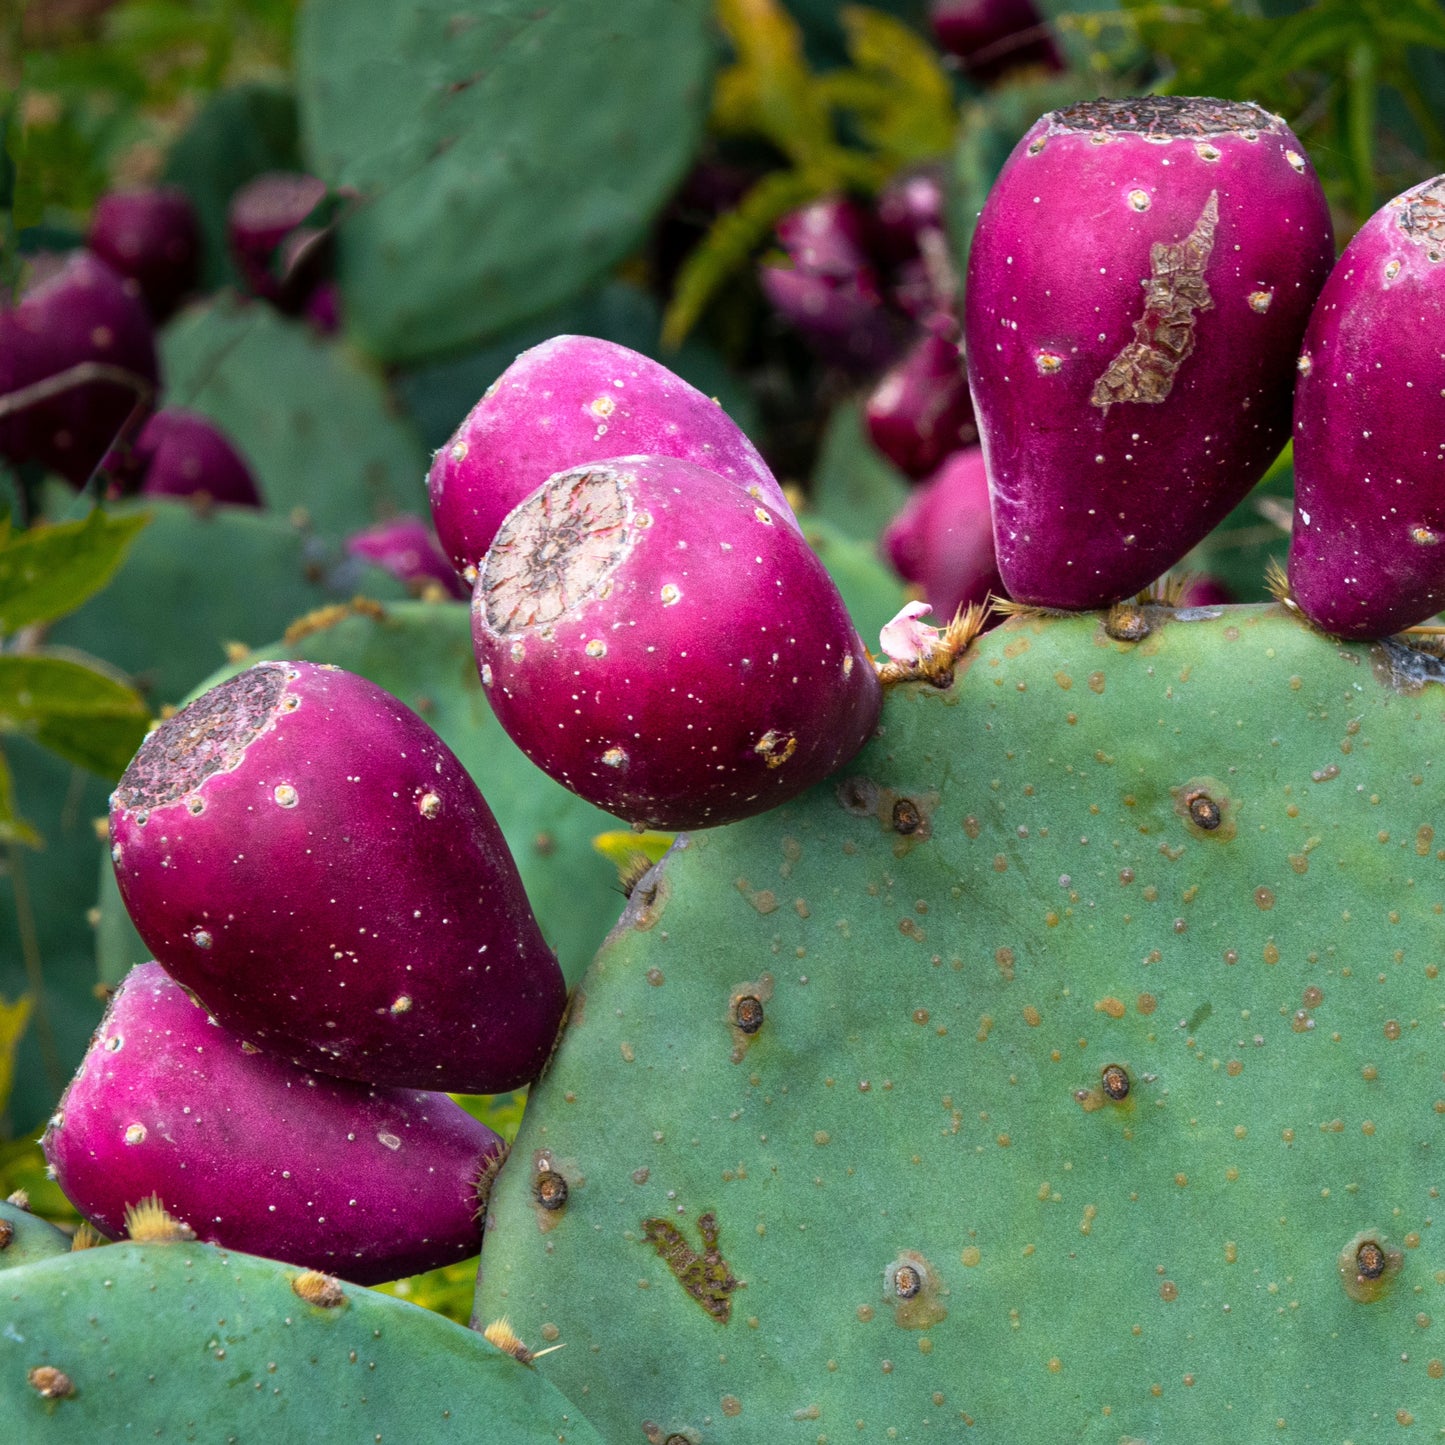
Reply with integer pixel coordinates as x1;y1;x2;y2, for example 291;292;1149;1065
3;0;1444;1324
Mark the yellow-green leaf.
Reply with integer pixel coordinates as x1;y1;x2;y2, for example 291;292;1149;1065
0;745;40;849
0;993;33;1121
0;651;150;778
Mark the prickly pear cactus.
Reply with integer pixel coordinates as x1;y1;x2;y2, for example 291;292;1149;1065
0;1202;69;1272
0;1240;604;1440
476;603;1445;1441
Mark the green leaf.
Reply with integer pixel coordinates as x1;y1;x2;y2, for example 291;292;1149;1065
296;0;716;364
0;509;150;636
0;992;32;1124
0;652;150;778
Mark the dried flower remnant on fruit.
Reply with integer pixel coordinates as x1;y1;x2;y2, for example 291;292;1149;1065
292;1269;346;1308
641;1211;742;1322
481;469;631;632
1055;97;1270;139
1092;192;1219;408
1338;1230;1404;1302
1397;180;1445;253
28;1366;75;1399
115;663;289;811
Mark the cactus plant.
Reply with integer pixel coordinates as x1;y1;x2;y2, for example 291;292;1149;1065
475;602;1445;1441
0;1199;70;1272
0;1235;605;1440
1289;175;1445;638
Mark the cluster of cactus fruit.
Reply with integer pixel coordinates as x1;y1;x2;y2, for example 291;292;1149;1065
6;82;1445;1442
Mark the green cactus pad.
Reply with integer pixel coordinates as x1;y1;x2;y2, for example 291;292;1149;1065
0;1202;70;1272
0;1240;603;1441
296;0;714;364
160;298;429;536
476;603;1445;1441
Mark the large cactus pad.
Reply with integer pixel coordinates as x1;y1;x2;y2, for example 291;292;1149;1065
476;603;1445;1441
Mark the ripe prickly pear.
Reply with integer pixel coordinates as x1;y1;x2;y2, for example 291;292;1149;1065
1289;176;1445;638
427;335;793;578
86;187;201;322
346;515;467;599
964;96;1334;609
0;251;159;486
471;456;881;829
107;408;262;507
45;964;502;1286
227;171;329;309
109;660;566;1094
930;0;1064;84
881;446;1003;618
865;328;977;480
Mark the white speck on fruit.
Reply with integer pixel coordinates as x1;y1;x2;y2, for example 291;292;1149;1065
602;746;628;769
1127;189;1150;211
274;785;298;808
390;995;413;1014
124;1123;147;1145
1248;289;1273;313
481;663;494;686
418;792;441;819
192;928;213;949
449;441;468;463
585;639;606;658
1285;149;1306;173
660;584;681;606
378;1132;402;1150
589;394;616;418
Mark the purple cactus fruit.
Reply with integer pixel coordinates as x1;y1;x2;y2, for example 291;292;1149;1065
45;964;503;1285
865;329;978;480
929;0;1065;84
346;515;468;599
881;447;1004;618
111;408;262;507
227;171;329;308
428;334;793;579
0;251;159;486
874;169;948;267
760;197;907;373
471;456;881;830
965;96;1334;609
86;187;201;322
1178;574;1234;608
109;661;566;1093
303;278;343;335
1288;177;1445;638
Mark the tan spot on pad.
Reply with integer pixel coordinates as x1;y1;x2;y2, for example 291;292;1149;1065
641;1212;743;1322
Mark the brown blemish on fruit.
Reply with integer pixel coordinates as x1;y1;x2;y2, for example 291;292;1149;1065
1339;1230;1404;1302
27;1365;74;1399
292;1269;346;1308
884;1251;947;1329
481;467;632;633
115;662;289;812
1172;776;1237;840
1091;191;1220;408
754;729;797;769
641;1212;742;1323
728;975;774;1063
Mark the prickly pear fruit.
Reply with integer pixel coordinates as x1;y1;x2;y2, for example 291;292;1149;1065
428;335;793;578
0;251;159;486
881;445;1003;617
346;515;468;599
45;964;502;1285
86;187;201;322
965;96;1333;609
108;408;262;507
471;456;881;829
109;660;566;1093
226;171;329;309
930;0;1064;83
1289;175;1445;638
865;328;977;479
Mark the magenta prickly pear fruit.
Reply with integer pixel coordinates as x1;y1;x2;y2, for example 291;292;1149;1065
428;334;794;578
108;661;566;1093
108;408;262;507
45;964;503;1285
226;171;329;308
865;328;978;480
965;96;1334;609
874;169;947;267
1178;573;1234;607
1289;176;1445;638
346;515;467;599
0;251;159;486
760;197;906;374
929;0;1064;84
471;456;881;829
86;187;201;322
881;446;1003;618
